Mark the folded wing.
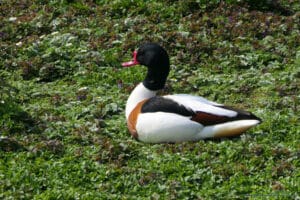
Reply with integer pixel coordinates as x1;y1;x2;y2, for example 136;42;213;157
141;94;261;126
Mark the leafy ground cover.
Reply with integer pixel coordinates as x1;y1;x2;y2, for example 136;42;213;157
0;0;299;199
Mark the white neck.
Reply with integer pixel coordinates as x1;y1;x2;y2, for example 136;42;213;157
125;83;157;119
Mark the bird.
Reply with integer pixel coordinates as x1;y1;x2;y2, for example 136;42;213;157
122;43;261;143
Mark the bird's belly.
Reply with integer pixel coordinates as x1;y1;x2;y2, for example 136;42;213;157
136;112;203;143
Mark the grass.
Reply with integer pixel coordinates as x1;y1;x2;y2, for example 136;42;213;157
0;0;299;199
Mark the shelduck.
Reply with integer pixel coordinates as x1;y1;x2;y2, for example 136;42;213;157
122;43;261;143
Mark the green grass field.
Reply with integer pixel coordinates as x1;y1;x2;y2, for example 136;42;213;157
1;0;299;199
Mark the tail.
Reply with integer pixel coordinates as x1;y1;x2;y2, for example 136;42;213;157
199;119;261;138
197;105;262;139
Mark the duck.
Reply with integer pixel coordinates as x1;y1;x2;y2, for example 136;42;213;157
122;43;261;143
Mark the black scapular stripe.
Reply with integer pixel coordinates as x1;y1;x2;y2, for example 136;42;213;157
141;96;195;116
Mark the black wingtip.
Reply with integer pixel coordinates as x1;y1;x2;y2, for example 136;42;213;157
250;113;262;124
217;105;262;124
245;110;262;124
255;115;263;124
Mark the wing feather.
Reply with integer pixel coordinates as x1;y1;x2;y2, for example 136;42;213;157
164;94;238;117
142;94;261;126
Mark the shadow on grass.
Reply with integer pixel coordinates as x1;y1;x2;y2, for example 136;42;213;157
243;0;294;16
0;101;43;152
